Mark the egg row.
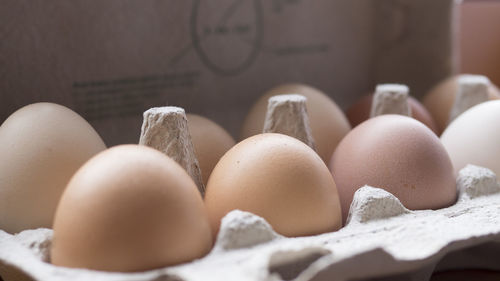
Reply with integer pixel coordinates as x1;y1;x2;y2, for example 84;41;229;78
0;74;499;273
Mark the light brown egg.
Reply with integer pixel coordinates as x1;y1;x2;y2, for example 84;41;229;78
205;133;342;237
329;115;456;224
240;84;351;164
346;94;438;133
187;114;236;186
0;103;106;234
51;145;212;272
422;75;500;134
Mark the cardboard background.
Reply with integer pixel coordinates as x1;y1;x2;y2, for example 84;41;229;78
0;0;456;146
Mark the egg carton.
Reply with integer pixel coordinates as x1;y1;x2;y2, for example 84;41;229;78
1;164;500;281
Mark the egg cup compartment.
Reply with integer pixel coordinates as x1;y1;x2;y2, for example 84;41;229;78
1;164;500;281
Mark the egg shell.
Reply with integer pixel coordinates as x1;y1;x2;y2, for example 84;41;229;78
422;75;500;134
240;84;351;164
329;115;457;223
441;100;500;177
51;145;213;272
346;94;438;133
0;103;106;234
205;133;342;238
187;114;236;186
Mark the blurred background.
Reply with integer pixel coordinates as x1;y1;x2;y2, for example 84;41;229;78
460;0;500;86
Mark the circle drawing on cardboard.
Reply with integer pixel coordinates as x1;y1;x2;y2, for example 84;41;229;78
190;0;263;75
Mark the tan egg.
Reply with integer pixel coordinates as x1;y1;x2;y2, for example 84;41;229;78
346;94;438;133
205;133;342;237
51;145;212;272
187;114;236;186
329;115;456;224
240;84;351;164
441;100;500;177
0;103;106;234
422;75;500;134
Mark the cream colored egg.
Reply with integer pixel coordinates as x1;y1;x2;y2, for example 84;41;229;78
51;145;213;272
0;103;106;233
205;133;342;237
187;114;236;186
441;100;500;177
240;84;351;163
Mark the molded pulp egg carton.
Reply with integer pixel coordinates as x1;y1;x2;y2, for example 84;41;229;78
3;0;498;280
1;164;500;281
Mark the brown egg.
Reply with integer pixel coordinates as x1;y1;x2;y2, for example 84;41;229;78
51;145;212;272
346;94;438;133
329;115;456;224
205;133;342;237
187;114;236;186
422;75;500;134
240;84;351;164
0;103;106;234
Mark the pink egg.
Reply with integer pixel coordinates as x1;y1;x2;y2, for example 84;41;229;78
330;115;456;224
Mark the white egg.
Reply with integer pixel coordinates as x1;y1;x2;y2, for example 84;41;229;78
441;100;500;176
